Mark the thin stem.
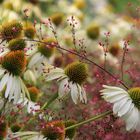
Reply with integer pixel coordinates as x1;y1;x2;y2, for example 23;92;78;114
21;93;58;130
65;110;112;130
41;93;58;110
25;39;129;89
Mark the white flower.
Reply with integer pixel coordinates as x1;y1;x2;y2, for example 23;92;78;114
0;51;30;104
0;68;29;104
100;85;140;131
17;97;40;114
27;38;55;69
43;62;87;104
12;131;46;140
24;69;37;85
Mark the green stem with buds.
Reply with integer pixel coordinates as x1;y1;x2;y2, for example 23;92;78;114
65;110;112;130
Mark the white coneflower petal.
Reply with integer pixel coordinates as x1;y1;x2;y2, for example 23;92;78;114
125;107;139;131
103;85;125;91
69;82;79;104
103;93;128;103
58;78;70;98
81;87;87;103
0;73;9;91
0;69;5;77
117;100;133;117
113;97;130;114
28;52;42;68
5;74;13;98
8;76;16;102
45;71;64;82
14;77;21;103
77;84;82;101
136;112;140;131
101;85;140;131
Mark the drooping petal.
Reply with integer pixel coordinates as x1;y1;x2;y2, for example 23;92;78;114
125;107;139;131
0;68;5;78
81;87;87;104
113;97;129;114
69;82;79;104
117;99;133;117
45;72;64;82
0;73;9;91
28;52;42;68
103;85;126;91
136;111;140;131
5;74;13;98
58;78;70;98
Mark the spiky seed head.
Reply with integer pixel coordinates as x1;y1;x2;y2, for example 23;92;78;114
64;120;77;139
128;87;140;110
8;38;26;51
0;20;22;41
27;86;40;102
41;120;65;140
38;38;56;58
74;0;86;9
1;51;26;76
109;43;120;56
86;23;100;40
65;61;88;85
24;25;35;39
11;123;22;133
51;13;64;26
0;120;8;139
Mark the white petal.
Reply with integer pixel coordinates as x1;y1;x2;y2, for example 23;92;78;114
125;107;139;131
103;85;126;91
13;77;21;103
58;78;70;98
77;84;83;102
28;52;42;68
81;87;87;104
103;94;128;103
5;74;13;98
0;73;9;91
117;99;133;116
8;76;16;102
136;111;140;131
113;97;129;114
69;82;79;104
0;69;5;78
45;72;64;82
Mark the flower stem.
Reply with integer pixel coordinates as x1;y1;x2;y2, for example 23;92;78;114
41;92;58;110
25;39;128;89
65;110;112;130
21;93;58;130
